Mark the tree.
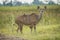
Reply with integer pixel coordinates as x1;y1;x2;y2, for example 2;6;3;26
48;0;55;5
39;1;44;5
6;0;13;6
22;2;29;6
13;0;22;6
15;1;22;6
32;0;40;5
10;0;13;6
0;3;2;6
2;0;8;6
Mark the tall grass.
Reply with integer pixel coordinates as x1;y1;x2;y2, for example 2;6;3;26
0;5;60;40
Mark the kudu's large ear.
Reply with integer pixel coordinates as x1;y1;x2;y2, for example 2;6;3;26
44;6;47;10
37;6;40;10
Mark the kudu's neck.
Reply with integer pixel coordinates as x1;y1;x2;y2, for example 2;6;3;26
38;9;45;20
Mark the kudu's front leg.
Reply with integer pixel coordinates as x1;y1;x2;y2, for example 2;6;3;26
19;24;23;33
34;24;36;33
30;25;33;33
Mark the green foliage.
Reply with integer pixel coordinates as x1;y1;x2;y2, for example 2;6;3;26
0;5;60;40
0;13;14;29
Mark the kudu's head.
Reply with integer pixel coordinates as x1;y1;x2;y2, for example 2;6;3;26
37;6;46;14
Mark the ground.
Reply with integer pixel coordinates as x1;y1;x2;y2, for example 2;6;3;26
0;33;26;40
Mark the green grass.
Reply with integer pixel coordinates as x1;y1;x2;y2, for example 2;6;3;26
0;24;60;40
0;5;60;40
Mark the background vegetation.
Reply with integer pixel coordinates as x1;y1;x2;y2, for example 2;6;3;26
0;0;60;6
0;5;60;40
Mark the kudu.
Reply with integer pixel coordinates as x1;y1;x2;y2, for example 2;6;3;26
15;6;46;33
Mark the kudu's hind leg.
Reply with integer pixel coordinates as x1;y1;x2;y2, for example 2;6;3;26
16;24;23;33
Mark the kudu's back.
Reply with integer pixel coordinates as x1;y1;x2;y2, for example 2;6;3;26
15;13;39;25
